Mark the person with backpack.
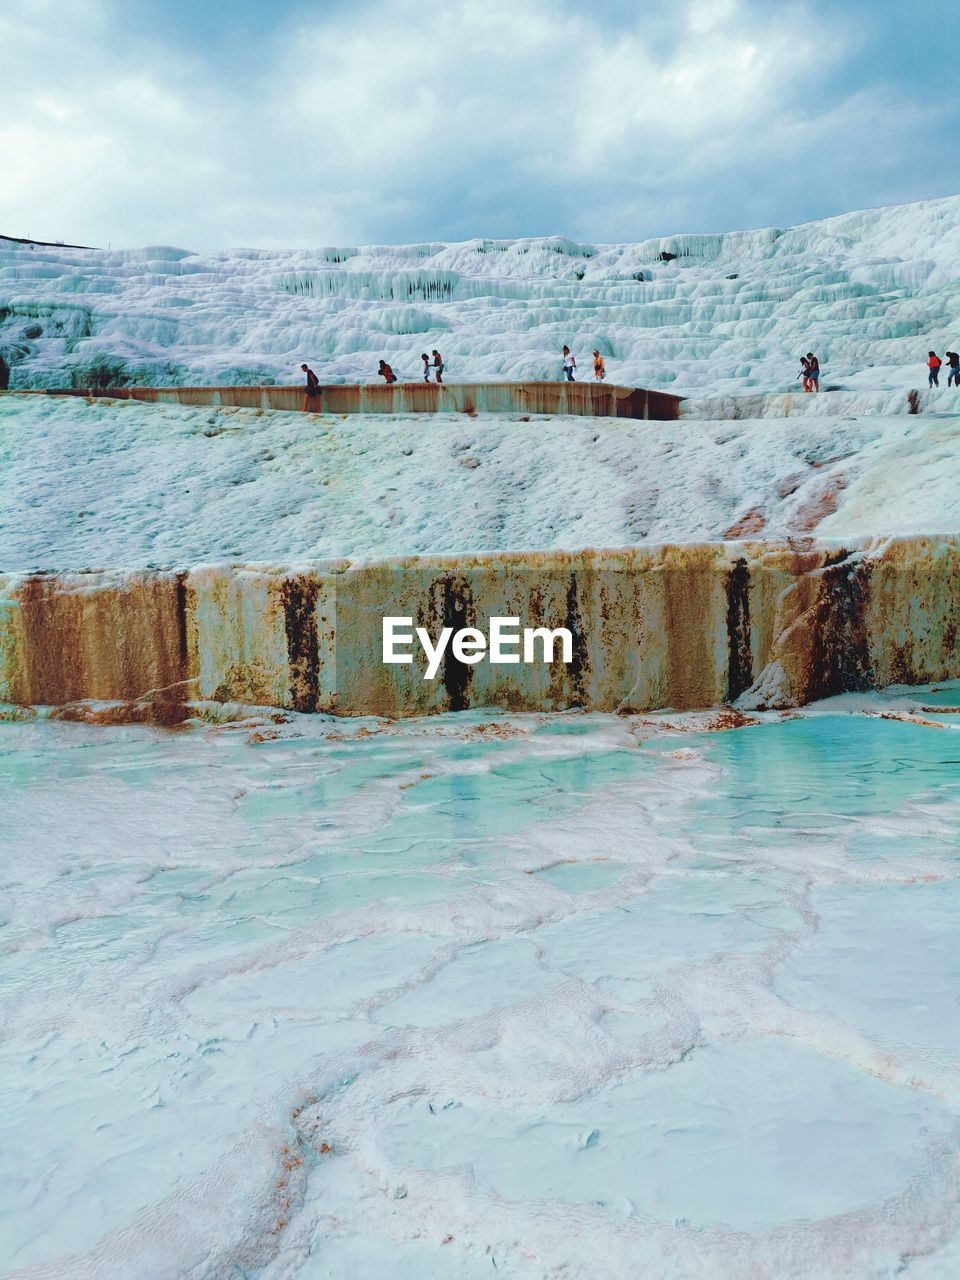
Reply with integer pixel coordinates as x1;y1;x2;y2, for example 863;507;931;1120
432;350;444;383
928;351;942;387
378;359;398;384
593;350;606;381
945;351;959;387
562;346;576;381
421;353;432;383
301;363;321;411
805;352;820;393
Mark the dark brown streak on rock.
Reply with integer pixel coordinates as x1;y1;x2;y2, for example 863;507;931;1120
808;555;873;698
281;576;320;713
174;572;189;673
565;573;589;707
726;557;753;700
441;574;473;712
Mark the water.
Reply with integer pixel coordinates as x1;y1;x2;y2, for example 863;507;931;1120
2;703;960;1278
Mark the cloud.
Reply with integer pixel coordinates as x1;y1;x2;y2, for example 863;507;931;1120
0;0;954;248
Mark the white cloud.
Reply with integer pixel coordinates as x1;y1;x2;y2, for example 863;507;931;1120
0;0;950;247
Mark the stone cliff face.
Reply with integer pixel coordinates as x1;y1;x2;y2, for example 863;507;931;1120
5;383;682;420
2;537;957;719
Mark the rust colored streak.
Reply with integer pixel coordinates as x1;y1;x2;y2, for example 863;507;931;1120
17;575;86;704
359;384;398;413
590;389;615;417
399;382;443;413
647;391;681;420
724;508;767;538
530;383;564;416
7;383;683;422
790;475;846;532
15;572;191;720
617;389;647;419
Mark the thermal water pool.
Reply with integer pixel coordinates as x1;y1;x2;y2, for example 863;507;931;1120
2;694;960;1279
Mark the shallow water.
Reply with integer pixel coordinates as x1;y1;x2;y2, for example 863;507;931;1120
2;701;960;1278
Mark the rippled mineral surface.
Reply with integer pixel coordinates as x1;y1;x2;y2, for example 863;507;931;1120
3;689;960;1278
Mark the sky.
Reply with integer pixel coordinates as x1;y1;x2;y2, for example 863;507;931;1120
1;0;958;250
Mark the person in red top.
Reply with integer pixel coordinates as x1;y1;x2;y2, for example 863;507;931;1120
301;363;321;411
378;359;398;384
928;351;942;387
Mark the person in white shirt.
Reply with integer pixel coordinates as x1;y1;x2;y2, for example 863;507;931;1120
562;346;576;381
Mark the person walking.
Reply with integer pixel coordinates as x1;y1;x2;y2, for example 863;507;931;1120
432;350;444;383
562;346;576;381
805;352;820;393
945;351;959;387
301;363;321;411
799;355;811;392
378;359;398;384
592;350;606;381
421;353;432;383
928;351;942;387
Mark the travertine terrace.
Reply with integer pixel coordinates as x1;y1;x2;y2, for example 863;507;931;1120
2;537;958;718
2;194;959;717
4;188;960;1280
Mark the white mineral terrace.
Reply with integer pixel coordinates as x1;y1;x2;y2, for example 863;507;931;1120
2;193;960;396
2;393;959;572
2;380;960;718
2;194;960;1278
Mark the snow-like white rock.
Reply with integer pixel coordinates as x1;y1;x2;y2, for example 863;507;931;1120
3;194;960;395
2;395;959;570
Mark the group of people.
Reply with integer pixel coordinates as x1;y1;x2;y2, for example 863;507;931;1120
796;348;960;393
562;346;607;381
301;354;445;405
928;351;960;387
378;351;445;385
798;353;821;393
304;343;957;407
302;346;612;406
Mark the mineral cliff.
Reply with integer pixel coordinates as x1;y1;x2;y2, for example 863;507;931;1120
2;537;957;718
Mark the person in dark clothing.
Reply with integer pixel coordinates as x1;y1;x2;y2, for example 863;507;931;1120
945;351;960;387
928;351;942;387
432;350;444;383
301;363;321;411
378;359;398;384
